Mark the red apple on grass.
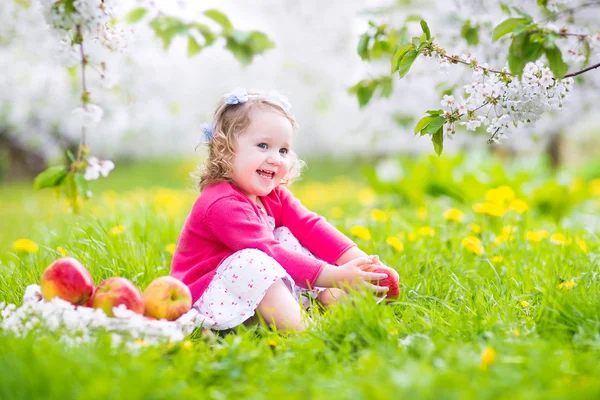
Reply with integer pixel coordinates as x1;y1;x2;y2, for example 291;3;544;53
360;264;401;299
142;276;192;321
92;277;144;317
40;257;94;305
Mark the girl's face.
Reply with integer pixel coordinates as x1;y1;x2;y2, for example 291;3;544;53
231;107;294;202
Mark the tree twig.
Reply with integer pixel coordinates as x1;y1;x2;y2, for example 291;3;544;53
564;62;600;78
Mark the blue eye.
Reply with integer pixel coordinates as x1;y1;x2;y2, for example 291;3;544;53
279;148;289;155
258;143;268;149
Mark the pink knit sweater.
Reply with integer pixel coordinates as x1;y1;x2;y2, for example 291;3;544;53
170;181;356;303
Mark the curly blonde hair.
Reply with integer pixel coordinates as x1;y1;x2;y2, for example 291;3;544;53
192;93;306;192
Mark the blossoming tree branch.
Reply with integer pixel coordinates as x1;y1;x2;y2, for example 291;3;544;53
32;0;274;213
351;0;600;155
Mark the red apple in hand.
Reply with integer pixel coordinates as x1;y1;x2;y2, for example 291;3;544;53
360;264;401;299
143;276;192;321
40;257;94;305
91;277;144;317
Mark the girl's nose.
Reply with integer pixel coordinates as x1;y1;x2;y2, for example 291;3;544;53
267;152;281;165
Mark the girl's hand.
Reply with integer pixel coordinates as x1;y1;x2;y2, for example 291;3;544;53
370;255;400;282
334;256;389;294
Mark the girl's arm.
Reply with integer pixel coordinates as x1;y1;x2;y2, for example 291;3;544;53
334;246;368;265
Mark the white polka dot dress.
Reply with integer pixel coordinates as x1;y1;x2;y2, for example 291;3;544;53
192;215;326;330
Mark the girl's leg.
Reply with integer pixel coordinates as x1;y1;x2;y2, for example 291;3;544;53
316;288;347;308
256;279;307;332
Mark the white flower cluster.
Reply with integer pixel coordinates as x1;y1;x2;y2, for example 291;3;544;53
84;157;115;181
439;58;574;141
40;0;116;32
0;285;204;352
42;0;131;69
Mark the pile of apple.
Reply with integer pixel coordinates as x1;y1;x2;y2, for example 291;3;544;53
40;257;192;321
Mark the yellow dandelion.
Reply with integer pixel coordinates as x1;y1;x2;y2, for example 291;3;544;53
558;280;575;290
526;231;545;243
109;225;126;236
135;339;147;347
330;207;344;219
416;207;427;220
575;238;588;253
154;188;185;216
358;188;377;206
166;243;177;254
13;239;39;253
493;233;511;247
480;346;496;369
469;224;481;234
569;177;585;193
491;256;504;263
417;226;435;237
102;190;119;207
386;236;404;253
512;328;520;337
407;232;417;241
350;225;371;241
462;236;485;255
520;300;530;308
550;233;567;245
502;225;517;236
509;199;529;213
371;209;388;222
486;185;515;203
56;246;68;257
589;178;600;196
472;202;506;217
443;208;464;222
267;339;278;348
182;340;194;350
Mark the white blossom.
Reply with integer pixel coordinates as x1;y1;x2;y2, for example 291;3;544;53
84;157;115;181
71;104;104;127
0;284;201;352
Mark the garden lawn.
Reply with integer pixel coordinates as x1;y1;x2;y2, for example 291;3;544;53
1;155;600;400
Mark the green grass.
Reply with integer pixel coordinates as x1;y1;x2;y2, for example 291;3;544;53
1;155;600;399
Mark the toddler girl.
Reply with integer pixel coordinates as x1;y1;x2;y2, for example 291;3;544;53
170;89;397;332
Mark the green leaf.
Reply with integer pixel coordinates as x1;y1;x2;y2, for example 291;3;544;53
405;15;423;23
512;8;533;22
33;166;67;191
508;32;528;75
187;36;202;56
432;127;444;155
125;7;147;24
398;49;419;79
74;173;91;199
357;33;370;60
204;9;233;33
461;21;480;46
420;20;431;40
379;77;393;98
391;44;413;73
356;83;377;108
426;109;443;116
424;116;445;135
414;116;434;134
191;23;216;45
492;18;530;41
411;36;421;47
63;173;80;213
545;45;568;78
